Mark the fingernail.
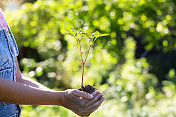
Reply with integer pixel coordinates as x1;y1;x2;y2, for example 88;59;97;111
98;91;103;96
97;91;102;94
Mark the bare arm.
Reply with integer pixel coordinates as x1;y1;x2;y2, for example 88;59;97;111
0;77;64;105
16;60;52;91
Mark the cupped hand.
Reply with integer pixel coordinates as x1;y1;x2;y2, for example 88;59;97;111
63;89;104;116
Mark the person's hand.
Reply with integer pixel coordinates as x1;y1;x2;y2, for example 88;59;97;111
62;89;104;116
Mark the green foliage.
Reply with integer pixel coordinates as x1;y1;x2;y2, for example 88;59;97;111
4;0;176;116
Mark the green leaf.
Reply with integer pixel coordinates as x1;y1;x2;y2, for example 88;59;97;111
98;34;109;37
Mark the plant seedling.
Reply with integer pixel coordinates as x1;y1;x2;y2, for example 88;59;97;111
65;27;109;93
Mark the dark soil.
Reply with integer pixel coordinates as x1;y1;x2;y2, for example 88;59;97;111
78;85;96;94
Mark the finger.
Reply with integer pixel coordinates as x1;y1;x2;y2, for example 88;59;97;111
84;91;103;105
88;97;105;111
73;90;93;99
82;98;103;117
89;105;99;114
84;104;100;115
79;97;104;117
85;93;102;106
91;90;99;97
92;90;103;97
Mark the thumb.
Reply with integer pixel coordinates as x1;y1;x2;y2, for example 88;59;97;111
73;90;93;99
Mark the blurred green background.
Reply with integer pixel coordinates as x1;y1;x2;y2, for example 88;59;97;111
1;0;176;116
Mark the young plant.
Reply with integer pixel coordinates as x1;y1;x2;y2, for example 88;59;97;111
66;28;109;92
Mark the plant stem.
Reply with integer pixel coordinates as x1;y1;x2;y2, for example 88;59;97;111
84;45;91;64
81;63;84;89
77;38;93;89
78;40;84;88
78;40;84;64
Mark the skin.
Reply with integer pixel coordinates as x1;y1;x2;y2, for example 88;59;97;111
0;59;104;116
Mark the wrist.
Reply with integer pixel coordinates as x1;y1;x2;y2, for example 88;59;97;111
56;91;66;106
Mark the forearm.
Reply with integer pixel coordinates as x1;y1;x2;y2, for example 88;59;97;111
18;75;52;91
0;78;65;106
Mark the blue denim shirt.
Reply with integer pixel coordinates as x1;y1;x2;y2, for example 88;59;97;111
0;24;21;117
